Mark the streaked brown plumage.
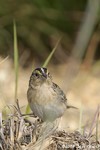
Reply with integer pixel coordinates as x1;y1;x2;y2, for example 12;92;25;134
27;67;67;122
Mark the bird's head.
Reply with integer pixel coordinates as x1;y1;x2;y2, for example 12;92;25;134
29;67;52;87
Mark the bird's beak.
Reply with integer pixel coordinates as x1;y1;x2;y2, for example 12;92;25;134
42;73;47;78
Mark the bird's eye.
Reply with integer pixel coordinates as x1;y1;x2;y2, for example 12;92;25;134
35;73;38;77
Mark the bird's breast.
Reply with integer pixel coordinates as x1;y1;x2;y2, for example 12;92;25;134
30;83;56;105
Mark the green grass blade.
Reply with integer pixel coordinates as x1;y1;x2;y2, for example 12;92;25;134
25;104;31;114
96;105;99;147
13;20;19;101
42;37;62;68
79;103;83;134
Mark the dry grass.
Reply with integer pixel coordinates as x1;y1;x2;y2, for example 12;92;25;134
0;100;100;150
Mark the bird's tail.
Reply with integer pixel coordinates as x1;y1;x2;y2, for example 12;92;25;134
67;105;78;109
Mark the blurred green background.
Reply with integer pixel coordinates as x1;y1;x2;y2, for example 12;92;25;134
0;0;89;66
0;0;100;66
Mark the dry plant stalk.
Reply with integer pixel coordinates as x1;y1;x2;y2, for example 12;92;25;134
0;101;100;150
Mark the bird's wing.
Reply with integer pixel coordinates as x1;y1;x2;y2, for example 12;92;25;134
52;82;67;107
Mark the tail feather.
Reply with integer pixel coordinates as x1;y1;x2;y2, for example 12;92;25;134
67;105;78;109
